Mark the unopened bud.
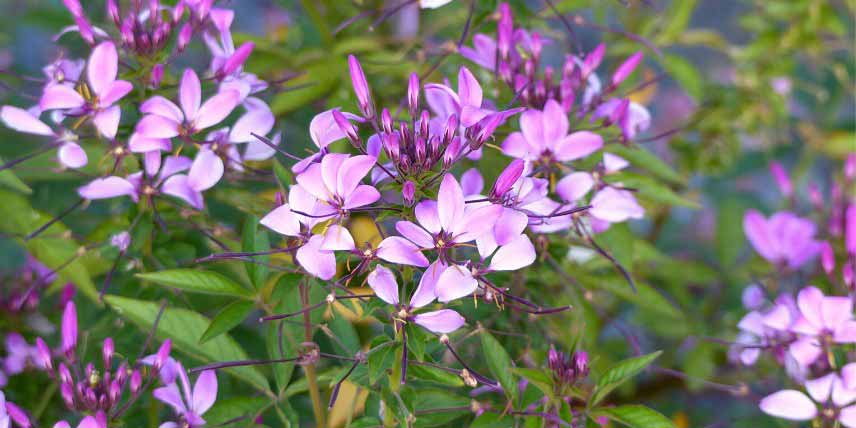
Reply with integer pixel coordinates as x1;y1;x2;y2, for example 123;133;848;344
381;108;394;134
130;369;142;394
331;109;361;148
102;338;115;369
407;73;420;116
348;55;374;118
402;181;415;205
220;42;254;77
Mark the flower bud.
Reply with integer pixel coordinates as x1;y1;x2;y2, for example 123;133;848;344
768;162;792;198
491;159;524;199
846;154;856;181
60;382;75;409
741;284;764;310
59;363;73;385
130;369;142;394
102;338;115;369
331;109;361;148
348;55;374;118
106;0;121;26
821;242;835;275
611;52;643;87
573;351;589;379
443;114;458;144
407;73;420;116
497;3;513;60
61;302;78;357
153;339;171;371
402;181;415;205
6;402;31;428
444;137;461;168
36;337;53;371
149;63;165;89
177;22;193;52
220;42;255;77
530;32;542;60
109;380;121;403
582;43;605;77
844;262;854;291
381;108;394;134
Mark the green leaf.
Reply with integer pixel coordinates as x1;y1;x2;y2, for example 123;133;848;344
104;295;269;392
658;0;697;43
591;351;662;406
661;54;703;100
715;197;747;268
469;412;514;428
205;397;270;426
242;215;269;289
199;300;255;344
606;145;683;185
136;269;251;297
590;405;676;428
588;276;683;320
369;341;398;384
408;364;464;387
511;368;554;399
479;329;517;403
0;157;31;194
604;172;700;209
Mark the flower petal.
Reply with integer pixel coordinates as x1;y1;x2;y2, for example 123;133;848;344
797;286;825;331
413;309;465;333
229;107;274;143
99;80;133;106
415;201;442;234
40;84;85;110
93;105;121;139
58;142;88;169
489;234;535;271
437;174;465;232
395;221;434;249
191;370;217;414
141;96;184;122
367;265;399;305
136;114;180;139
296;235;337;280
541;99;569;144
556;172;594;203
193;90;240;131
344;185;381;210
553;131;603;162
161;174;204;209
821;296;853;331
260;204;301;237
377;236;429;267
0;106;53;136
180;69;201;120
78;176;137;201
435;264;478;303
759;390;816;421
337;155;376;198
321;224;356;251
87;42;118;96
805;373;835;403
187;150;224;192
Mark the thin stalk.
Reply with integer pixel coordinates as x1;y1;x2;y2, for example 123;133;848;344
301;281;327;428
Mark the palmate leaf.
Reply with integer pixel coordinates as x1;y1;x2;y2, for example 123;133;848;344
590;405;676;428
136;269;252;297
591;351;662;406
104;295;270;392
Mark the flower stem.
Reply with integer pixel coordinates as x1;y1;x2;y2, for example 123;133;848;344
301;281;327;428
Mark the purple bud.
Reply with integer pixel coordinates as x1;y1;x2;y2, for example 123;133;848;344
149;63;165;89
177;22;193;52
220;42;255;77
402;181;415;205
407;73;420;116
103;338;115;369
768;162;792;197
843;262;855;291
274;191;285;207
419;110;430;137
153;339;171;370
560;79;575;112
59;363;72;384
573;351;589;378
85;388;97;407
611;52;643;86
530;32;543;60
110;232;131;252
172;0;186;23
808;183;823;209
109;380;121;403
6;402;31;428
491;159;524;198
115;362;128;384
381;108;394;134
741;284;765;310
331;109;361;148
497;3;513;60
382;133;400;160
443;114;458;144
846;154;856;181
348;55;374;118
107;0;121;26
61;302;78;356
60;382;75;409
444;137;461;168
130;369;142;393
821;242;835;275
36;337;53;370
582;44;606;77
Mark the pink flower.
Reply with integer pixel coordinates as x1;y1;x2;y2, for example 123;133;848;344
295;153;380;220
154;362;217;428
135;69;239;140
788;286;856;366
366;265;465;334
743;210;822;269
292;109;363;174
319;225;430;268
0;106;86;169
503;99;604;165
40;42;132;139
760;369;856;427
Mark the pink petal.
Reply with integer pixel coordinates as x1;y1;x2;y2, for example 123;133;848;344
78;176;137;201
180;69;201;120
843;363;856;390
489;235;536;271
611;52;643;86
759;390;816;421
321;225;355;251
260;205;301;237
0;106;53;136
193;90;239;130
821;296;853;331
141;96;184;123
589;187;644;223
743;210;777;263
187;150;224;192
395;221;434;249
160;156;193;179
435;264;478;303
320;153;349;197
805;373;835;403
834;321;856;343
840;405;856;428
161;174;204;209
541;99;569;144
367;265;399;305
460;168;484;196
737;311;765;336
191;370;217;414
144;151;161;176
99;80;133;106
308;109;362;149
377;236;429;267
789;336;822;366
296;163;332;202
128;133;171;153
343;185;381;210
556;172;594;202
493;208;528;246
603;153;629;173
296;235;336;280
153;383;188;414
454;204;502;243
761;304;792;331
457;68;482;110
136;114;180;139
424;83;459;119
415;201;442;234
87;42;118;96
58;142;88;169
437;174;465;232
832;377;856;408
40;84;85;110
337;155;376;197
413;309;465;334
797;286;825;331
230;107;274;143
519;109;545;153
409;262;444;308
93;105;121;139
502;131;531;159
553;131;603;162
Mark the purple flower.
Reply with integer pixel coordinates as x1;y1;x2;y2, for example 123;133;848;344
610;52;643;87
730;296;797;366
295;153;380;220
588;187;645;228
40;42;132;139
743;210;822;269
61;302;77;356
503;99;604;166
395;174;501;263
135;69;240;140
425;67;493;129
319;225;430;268
153;362;217;428
847;204;856;256
459;34;499;70
788;286;856;366
3;334;41;376
769;161;793;198
760;369;856;426
291;109;364;173
0;106;86;169
591;98;651;141
366;265;465;334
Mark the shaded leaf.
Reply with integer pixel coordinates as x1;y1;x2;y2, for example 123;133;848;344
479;329;517;403
591;351;662;406
590;405;676;428
199;300;255;344
136;269;251;297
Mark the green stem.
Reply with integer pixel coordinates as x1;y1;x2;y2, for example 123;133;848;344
301;281;327;428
